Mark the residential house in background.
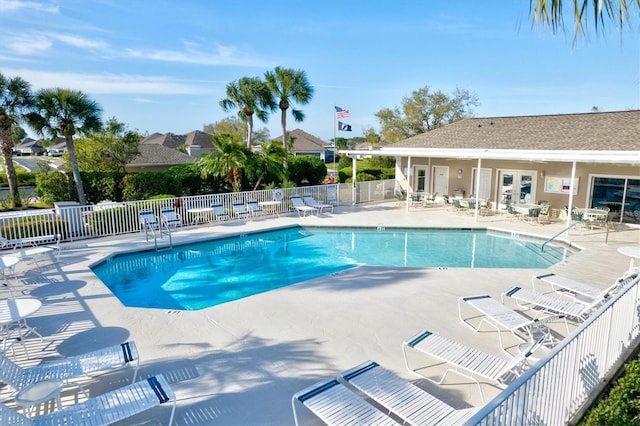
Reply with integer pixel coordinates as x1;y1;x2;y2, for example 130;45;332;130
125;144;195;172
275;128;334;163
140;130;214;157
13;137;44;155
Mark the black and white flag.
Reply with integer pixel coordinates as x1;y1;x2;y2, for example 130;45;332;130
338;121;352;131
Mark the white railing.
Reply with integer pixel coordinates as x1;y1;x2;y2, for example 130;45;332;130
465;273;640;425
0;184;344;245
0;180;398;246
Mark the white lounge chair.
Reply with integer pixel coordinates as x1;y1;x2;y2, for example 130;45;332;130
402;330;543;404
458;294;557;353
0;234;61;250
502;285;602;327
302;195;333;214
160;207;182;228
0;374;176;426
533;271;638;304
291;377;398;426
211;204;230;221
339;360;480;425
290;196;317;217
232;202;250;219
246;200;264;217
0;341;140;396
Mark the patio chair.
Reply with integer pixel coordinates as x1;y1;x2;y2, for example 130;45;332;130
302;195;333;214
458;294;559;353
0;234;61;250
291;377;398;426
211;204;230;221
232;202;250;219
0;374;176;426
160;207;182;228
139;209;159;231
339;360;480;425
502;285;615;326
0;341;140;397
402;330;544;404
246;200;265;217
290;196;317;217
532;271;639;304
537;203;551;224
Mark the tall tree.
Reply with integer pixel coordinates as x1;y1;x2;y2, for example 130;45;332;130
26;89;102;205
264;67;314;172
74;118;141;172
197;133;248;192
0;73;33;208
219;77;275;149
374;86;478;143
530;0;639;41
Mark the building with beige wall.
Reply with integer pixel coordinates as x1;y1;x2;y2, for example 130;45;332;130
342;110;640;224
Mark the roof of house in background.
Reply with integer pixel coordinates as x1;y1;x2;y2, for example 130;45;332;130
184;130;214;149
391;110;639;151
15;137;39;148
140;132;187;149
128;144;195;167
140;130;214;149
276;128;330;152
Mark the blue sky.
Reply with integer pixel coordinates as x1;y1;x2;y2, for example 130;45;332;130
1;0;638;141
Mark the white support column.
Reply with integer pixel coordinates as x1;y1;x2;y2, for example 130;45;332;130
351;156;357;205
405;156;412;212
474;158;482;223
566;161;577;234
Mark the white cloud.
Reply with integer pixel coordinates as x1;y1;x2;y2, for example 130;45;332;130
125;42;270;67
6;34;52;55
3;68;217;95
51;34;109;49
0;0;59;13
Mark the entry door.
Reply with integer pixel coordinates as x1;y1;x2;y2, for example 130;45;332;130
432;166;449;197
472;168;492;200
499;170;536;206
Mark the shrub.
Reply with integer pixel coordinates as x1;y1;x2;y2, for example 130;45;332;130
82;171;126;204
288;155;327;186
35;171;77;204
581;354;640;426
122;172;181;201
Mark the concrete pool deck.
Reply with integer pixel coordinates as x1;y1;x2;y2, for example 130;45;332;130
2;202;638;425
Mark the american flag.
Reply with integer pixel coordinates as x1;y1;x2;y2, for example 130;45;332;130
335;106;350;118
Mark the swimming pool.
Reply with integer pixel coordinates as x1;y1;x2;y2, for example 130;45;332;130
92;226;573;310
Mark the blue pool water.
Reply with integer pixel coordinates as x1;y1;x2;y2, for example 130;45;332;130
92;227;572;311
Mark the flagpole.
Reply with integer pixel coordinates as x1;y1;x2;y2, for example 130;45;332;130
333;105;336;179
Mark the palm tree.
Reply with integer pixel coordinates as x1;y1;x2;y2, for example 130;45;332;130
197;133;248;192
0;73;33;208
530;0;639;40
26;89;102;205
264;67;314;172
220;77;275;149
247;140;286;190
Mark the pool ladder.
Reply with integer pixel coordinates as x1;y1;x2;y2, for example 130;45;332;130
143;223;173;252
541;221;582;252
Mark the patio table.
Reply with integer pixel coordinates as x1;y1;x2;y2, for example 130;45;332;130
186;207;214;225
618;246;640;269
258;201;281;217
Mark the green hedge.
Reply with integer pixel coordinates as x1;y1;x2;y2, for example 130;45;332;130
580;354;640;425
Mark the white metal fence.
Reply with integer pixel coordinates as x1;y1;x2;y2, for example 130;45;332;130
464;272;640;425
0;180;399;245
